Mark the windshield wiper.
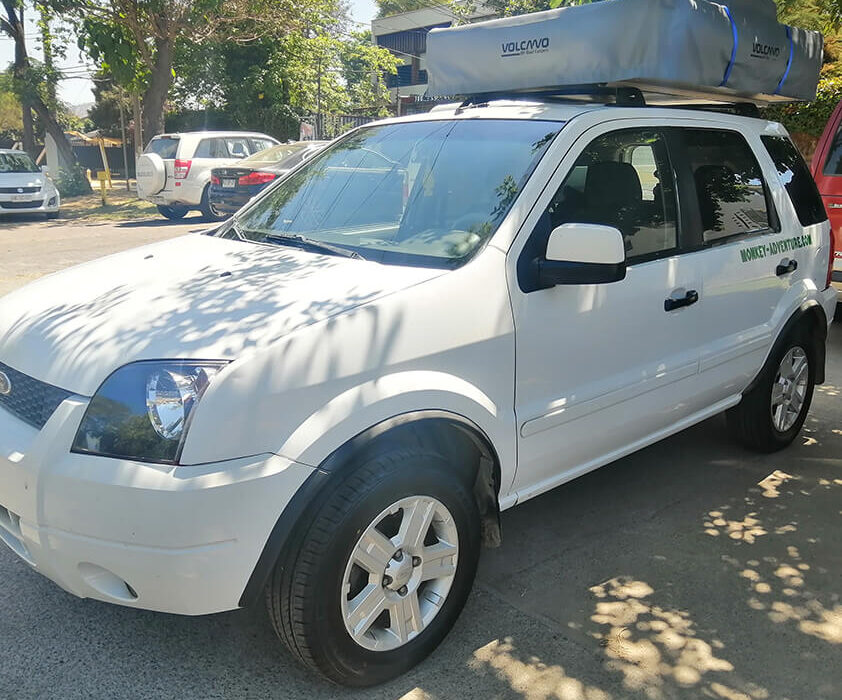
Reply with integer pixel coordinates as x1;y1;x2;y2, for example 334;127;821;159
262;233;365;260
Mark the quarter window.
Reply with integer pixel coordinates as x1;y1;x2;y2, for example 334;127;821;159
682;129;770;243
543;128;678;260
761;135;827;227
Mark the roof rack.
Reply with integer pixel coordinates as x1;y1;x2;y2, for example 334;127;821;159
456;85;647;111
454;86;766;118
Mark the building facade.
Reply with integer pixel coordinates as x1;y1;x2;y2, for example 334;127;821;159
372;3;496;113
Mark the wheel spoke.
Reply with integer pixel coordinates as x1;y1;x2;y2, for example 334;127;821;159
773;404;786;431
793;358;809;385
352;528;395;574
420;541;458;582
388;592;423;644
771;382;785;406
347;583;387;637
780;352;795;379
398;498;436;551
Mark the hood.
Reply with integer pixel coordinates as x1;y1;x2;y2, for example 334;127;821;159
0;234;443;395
0;172;51;190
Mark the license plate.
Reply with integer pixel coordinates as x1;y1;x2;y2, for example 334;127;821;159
222;179;236;189
11;194;31;202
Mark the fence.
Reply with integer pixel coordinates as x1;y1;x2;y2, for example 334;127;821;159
300;114;376;140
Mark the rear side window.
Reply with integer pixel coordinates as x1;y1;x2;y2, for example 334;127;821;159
682;129;770;243
194;138;228;158
761;135;828;227
249;138;275;154
145;137;179;159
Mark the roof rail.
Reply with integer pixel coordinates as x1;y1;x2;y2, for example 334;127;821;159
455;85;646;111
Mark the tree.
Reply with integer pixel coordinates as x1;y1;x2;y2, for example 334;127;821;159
0;72;23;146
64;0;342;145
0;0;91;191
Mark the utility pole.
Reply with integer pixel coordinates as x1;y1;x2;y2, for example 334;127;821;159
316;55;322;140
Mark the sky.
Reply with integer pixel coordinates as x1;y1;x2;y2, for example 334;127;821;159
1;0;378;109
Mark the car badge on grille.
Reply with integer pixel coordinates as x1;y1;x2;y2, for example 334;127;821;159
0;371;10;395
17;187;23;194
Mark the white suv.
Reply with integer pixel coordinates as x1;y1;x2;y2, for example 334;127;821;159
136;131;279;220
0;100;836;686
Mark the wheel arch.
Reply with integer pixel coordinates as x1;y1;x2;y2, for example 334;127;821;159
746;301;828;396
238;410;503;608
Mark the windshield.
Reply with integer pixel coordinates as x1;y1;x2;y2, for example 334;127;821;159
0;152;39;174
224;119;562;268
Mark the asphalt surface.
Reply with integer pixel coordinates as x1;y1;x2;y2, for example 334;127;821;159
0;216;840;700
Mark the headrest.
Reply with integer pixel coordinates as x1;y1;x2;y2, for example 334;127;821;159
585;162;642;208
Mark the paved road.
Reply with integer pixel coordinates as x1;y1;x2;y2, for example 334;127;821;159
0;213;210;297
0;218;840;700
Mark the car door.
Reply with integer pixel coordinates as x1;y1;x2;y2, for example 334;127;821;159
674;126;814;409
509;123;705;501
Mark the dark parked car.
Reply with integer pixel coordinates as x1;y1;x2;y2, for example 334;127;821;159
209;141;328;215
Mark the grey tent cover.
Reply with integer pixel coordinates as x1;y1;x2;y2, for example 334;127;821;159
426;0;822;103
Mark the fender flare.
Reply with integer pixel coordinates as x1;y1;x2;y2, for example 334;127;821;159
744;301;828;396
238;410;502;607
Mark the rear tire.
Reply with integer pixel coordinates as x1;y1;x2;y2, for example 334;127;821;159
726;329;815;452
157;204;188;220
266;449;481;687
199;185;226;222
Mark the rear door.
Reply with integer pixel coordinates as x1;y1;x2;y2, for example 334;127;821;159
677;125;825;407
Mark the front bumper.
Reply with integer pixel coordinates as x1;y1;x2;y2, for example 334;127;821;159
0;192;59;214
0;395;313;615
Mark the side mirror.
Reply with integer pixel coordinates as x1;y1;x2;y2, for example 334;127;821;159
40;165;49;175
536;223;626;287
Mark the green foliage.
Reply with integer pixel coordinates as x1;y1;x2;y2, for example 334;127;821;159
78;18;148;91
54;166;92;197
0;72;22;146
375;0;438;17
765;77;842;136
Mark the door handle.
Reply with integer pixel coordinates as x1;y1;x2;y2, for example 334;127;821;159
664;289;699;312
776;258;798;276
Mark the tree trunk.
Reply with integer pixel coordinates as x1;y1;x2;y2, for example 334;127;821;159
141;37;174;144
38;3;57;107
132;92;143;158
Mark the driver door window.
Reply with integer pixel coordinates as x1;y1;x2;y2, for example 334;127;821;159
545;128;678;261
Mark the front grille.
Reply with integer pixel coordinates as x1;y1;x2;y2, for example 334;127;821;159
0;361;72;429
0;186;40;194
0;199;43;209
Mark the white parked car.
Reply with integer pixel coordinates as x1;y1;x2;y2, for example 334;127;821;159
135;131;279;221
0;100;837;686
0;149;60;218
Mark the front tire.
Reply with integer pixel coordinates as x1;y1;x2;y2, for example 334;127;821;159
266;449;480;687
727;329;815;452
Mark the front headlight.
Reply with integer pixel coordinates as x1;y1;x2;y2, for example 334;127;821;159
72;360;227;463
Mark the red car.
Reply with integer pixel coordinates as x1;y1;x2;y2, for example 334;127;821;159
811;103;842;297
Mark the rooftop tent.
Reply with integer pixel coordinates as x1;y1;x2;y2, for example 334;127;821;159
425;0;823;104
